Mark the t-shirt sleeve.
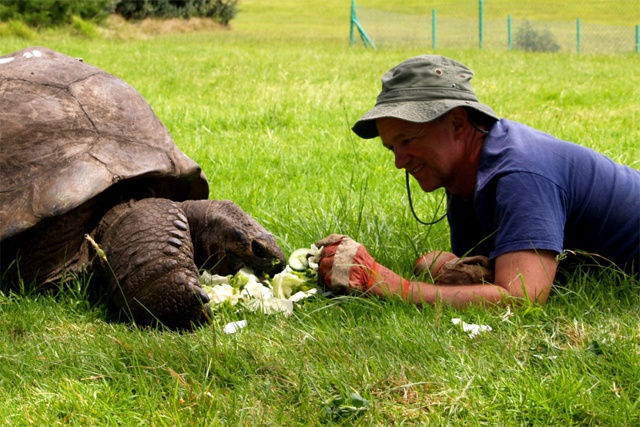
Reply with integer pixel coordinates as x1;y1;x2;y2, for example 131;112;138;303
489;172;567;259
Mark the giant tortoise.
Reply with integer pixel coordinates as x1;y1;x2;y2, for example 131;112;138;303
0;46;286;330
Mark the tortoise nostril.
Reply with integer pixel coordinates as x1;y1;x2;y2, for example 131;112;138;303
251;240;268;258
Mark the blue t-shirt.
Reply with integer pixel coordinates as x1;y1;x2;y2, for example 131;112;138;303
448;119;640;271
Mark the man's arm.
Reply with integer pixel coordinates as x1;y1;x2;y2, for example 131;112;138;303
387;250;557;307
316;235;558;308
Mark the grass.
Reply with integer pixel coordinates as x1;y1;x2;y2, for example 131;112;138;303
1;0;640;425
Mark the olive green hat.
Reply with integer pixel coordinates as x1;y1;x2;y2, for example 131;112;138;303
352;55;499;139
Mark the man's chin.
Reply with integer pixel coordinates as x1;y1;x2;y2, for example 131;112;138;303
418;181;441;193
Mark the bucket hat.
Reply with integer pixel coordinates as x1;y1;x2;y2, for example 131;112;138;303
352;55;499;139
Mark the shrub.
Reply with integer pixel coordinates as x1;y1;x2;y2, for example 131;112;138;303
0;19;38;39
71;15;100;38
115;0;238;25
0;0;113;27
515;20;560;52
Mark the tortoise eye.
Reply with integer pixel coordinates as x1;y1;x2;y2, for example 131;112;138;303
252;240;268;258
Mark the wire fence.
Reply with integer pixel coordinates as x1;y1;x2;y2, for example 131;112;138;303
352;2;640;55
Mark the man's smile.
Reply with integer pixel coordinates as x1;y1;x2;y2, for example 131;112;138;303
409;164;425;175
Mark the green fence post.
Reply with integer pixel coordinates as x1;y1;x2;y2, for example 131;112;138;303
432;9;437;50
508;15;512;50
349;0;376;49
350;0;355;46
478;0;484;50
577;18;581;54
349;0;356;46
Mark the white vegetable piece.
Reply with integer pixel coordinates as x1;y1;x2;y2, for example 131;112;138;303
206;284;240;305
288;244;322;272
200;271;231;286
241;279;274;300
307;244;322;270
234;266;260;287
271;266;306;299
288;248;312;271
289;288;317;303
451;318;492;338
246;297;294;316
223;320;247;334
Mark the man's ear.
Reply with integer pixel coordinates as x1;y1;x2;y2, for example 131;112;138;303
449;107;468;135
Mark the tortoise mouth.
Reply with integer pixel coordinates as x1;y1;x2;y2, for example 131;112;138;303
254;261;286;279
200;254;244;277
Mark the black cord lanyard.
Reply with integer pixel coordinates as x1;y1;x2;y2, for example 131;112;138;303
405;120;488;226
405;170;449;226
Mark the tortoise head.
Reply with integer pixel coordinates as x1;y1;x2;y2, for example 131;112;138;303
179;199;286;278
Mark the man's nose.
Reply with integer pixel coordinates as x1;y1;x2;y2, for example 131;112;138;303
394;147;411;169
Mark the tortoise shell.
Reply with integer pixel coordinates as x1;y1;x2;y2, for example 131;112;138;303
0;46;209;242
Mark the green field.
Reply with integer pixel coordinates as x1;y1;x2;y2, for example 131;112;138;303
1;0;639;425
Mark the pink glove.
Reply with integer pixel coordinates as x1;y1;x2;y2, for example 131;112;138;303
315;234;410;298
414;251;494;284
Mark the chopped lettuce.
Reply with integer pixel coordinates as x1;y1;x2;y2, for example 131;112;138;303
271;266;314;299
199;244;321;316
206;283;240;305
230;266;260;288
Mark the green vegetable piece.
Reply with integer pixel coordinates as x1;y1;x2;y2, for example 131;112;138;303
288;248;312;271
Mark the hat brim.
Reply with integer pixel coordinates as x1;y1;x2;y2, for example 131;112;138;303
352;99;499;139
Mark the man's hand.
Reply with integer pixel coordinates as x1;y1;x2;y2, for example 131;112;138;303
411;249;556;306
315;234;409;297
414;251;494;284
315;234;375;294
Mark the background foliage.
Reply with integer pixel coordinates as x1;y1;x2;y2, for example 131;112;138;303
515;20;561;52
0;0;238;27
0;0;112;27
115;0;238;24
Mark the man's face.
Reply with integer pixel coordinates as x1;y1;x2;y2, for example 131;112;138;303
377;116;461;193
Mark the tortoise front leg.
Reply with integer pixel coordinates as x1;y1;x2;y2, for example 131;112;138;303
91;198;210;330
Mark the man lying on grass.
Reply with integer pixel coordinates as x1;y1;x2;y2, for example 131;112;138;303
315;55;639;307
